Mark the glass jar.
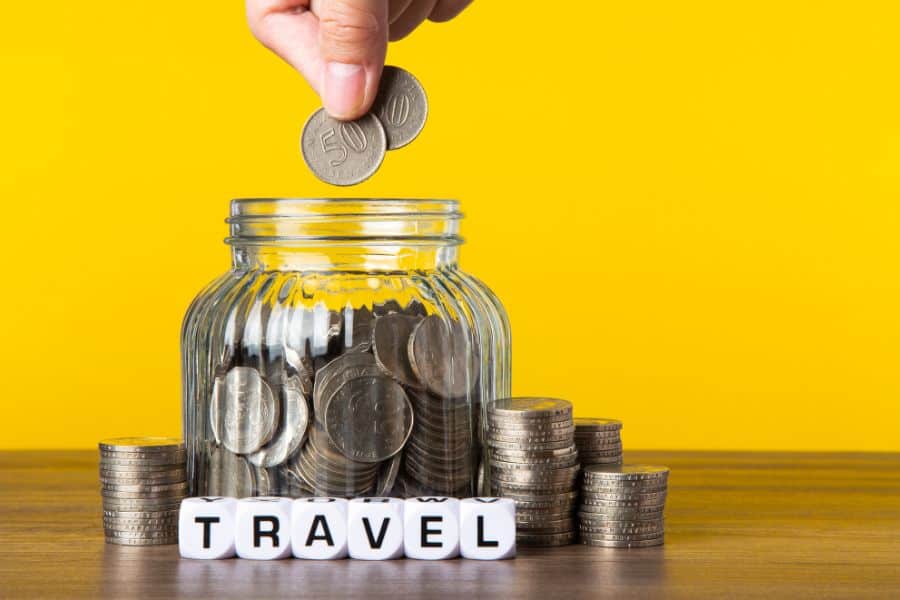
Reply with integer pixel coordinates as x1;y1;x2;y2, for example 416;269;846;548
181;199;510;499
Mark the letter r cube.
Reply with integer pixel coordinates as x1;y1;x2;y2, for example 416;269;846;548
235;497;293;560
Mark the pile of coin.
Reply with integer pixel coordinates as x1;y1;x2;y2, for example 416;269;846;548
574;418;623;466
301;66;427;186
204;299;480;498
486;398;580;547
99;437;187;545
577;464;668;548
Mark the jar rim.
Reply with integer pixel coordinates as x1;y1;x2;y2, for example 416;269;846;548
226;198;463;247
228;198;460;219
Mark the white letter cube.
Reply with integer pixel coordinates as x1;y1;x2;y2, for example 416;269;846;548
403;497;460;560
291;497;349;559
178;496;237;559
235;497;293;560
347;498;405;560
459;497;516;560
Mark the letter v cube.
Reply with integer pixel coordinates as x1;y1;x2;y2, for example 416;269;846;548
347;498;404;560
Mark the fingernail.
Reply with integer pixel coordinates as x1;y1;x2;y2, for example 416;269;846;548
323;62;366;119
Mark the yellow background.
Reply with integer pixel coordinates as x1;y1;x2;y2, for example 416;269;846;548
2;2;899;451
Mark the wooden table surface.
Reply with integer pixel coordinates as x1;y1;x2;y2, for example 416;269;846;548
1;451;898;599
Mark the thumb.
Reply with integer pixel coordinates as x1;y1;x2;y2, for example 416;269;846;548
316;0;388;120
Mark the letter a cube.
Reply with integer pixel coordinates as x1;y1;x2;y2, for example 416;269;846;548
291;497;349;559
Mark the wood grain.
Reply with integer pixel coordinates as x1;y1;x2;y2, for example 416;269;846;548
1;451;898;599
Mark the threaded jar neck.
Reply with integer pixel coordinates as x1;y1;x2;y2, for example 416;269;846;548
226;198;463;272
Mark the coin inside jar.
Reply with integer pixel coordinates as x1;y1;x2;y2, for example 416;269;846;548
247;372;310;468
409;315;478;399
210;366;279;455
323;374;413;463
372;313;424;388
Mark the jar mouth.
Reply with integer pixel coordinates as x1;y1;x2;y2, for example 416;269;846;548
226;198;463;247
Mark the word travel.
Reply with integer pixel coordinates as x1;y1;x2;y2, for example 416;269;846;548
179;496;516;561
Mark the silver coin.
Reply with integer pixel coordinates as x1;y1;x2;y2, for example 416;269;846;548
99;471;186;485
578;443;624;453
503;490;580;505
577;449;624;458
574;436;622;446
583;481;668;494
516;509;576;522
206;445;255;497
583;464;670;481
577;508;665;521
516;531;576;547
347;305;375;347
101;497;183;510
488;429;575;443
103;508;180;518
580;496;666;509
581;457;624;466
491;465;580;484
105;536;177;546
100;480;188;493
517;522;575;535
578;527;665;539
98;460;186;472
487;438;574;451
300;109;386;186
491;482;577;496
489;418;576;432
371;66;427;150
103;520;179;532
376;451;403;496
488;454;579;470
405;453;473;478
404;455;472;486
579;535;664;548
372;313;424;388
578;522;664;536
490;445;578;460
573;417;623;431
100;454;187;471
248;374;310;468
105;527;179;539
409;316;477;399
582;490;667;503
488;397;572;420
99;437;184;453
313;352;380;417
210;366;278;455
324;375;412;463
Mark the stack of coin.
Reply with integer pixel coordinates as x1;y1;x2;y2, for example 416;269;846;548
574;418;623;466
486;398;580;547
402;388;475;496
578;464;668;548
99;437;187;546
301;65;428;186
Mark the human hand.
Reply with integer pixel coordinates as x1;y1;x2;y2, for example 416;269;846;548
247;1;472;120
